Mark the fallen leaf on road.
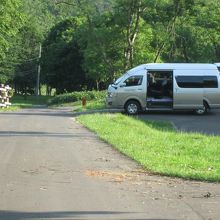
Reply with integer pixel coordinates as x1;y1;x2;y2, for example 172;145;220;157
85;169;144;183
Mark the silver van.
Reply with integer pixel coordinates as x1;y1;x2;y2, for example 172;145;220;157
106;63;220;115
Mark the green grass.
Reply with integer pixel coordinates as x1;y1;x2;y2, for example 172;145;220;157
0;105;20;112
0;95;50;111
74;99;106;112
47;90;106;112
50;101;81;107
47;90;106;105
50;99;106;112
78;113;220;182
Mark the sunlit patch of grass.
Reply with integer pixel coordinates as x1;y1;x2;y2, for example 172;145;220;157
50;99;106;112
78;113;220;182
74;99;106;112
0;105;20;112
11;95;49;107
0;95;50;111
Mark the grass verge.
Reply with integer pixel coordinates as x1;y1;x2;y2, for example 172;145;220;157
0;105;20;112
47;90;106;105
50;99;106;112
74;99;106;112
78;113;220;182
48;91;107;112
0;95;50;111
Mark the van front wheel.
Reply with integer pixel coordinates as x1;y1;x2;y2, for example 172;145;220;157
195;102;208;115
125;100;140;115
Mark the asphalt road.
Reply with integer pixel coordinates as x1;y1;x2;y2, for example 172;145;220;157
0;108;220;220
138;109;220;136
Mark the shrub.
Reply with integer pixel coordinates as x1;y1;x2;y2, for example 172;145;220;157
48;90;106;105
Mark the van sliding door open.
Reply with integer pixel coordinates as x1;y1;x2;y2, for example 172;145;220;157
147;70;173;109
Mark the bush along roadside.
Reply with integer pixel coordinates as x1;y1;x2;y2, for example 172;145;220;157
47;90;106;105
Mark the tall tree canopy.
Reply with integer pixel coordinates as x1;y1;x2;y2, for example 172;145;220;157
0;0;25;83
1;0;220;93
42;17;90;94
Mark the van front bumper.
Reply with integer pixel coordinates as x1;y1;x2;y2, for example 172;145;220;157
106;97;113;107
106;93;124;109
106;96;122;109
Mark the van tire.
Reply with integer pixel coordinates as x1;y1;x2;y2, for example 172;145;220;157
194;102;209;115
125;100;140;115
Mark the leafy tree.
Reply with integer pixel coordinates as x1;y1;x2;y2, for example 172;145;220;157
2;0;219;94
78;0;155;88
78;12;124;88
52;0;119;89
194;0;220;62
0;0;24;59
114;0;149;69
0;0;25;83
42;17;90;94
12;22;42;94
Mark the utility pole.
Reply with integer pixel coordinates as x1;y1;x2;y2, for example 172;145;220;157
35;43;42;96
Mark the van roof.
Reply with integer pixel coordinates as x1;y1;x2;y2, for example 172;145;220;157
214;63;220;68
127;63;218;73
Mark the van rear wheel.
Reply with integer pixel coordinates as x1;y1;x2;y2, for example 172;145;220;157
125;100;140;115
195;102;208;115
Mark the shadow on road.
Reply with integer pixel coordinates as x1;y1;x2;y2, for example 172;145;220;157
0;111;73;118
0;131;97;139
0;210;175;220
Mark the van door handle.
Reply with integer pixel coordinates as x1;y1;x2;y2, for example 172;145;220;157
137;89;143;91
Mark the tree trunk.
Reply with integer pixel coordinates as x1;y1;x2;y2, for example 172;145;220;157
96;80;99;91
154;43;165;63
124;1;142;70
39;85;42;96
182;39;190;62
153;3;179;62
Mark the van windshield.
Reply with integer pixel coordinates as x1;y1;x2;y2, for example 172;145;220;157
114;74;127;85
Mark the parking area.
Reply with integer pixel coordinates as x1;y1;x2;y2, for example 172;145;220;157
138;109;220;136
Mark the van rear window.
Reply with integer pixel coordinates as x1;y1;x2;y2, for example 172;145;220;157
176;76;218;88
175;76;203;88
203;76;218;88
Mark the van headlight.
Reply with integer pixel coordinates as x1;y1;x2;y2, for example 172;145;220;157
108;92;113;98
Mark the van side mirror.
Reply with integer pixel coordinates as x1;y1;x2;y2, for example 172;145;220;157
120;83;126;87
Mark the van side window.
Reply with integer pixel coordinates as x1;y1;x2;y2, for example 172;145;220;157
204;76;218;88
124;75;143;87
176;75;218;88
175;76;203;88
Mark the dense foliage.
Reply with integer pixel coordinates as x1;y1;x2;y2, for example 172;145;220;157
47;90;106;105
1;0;220;94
